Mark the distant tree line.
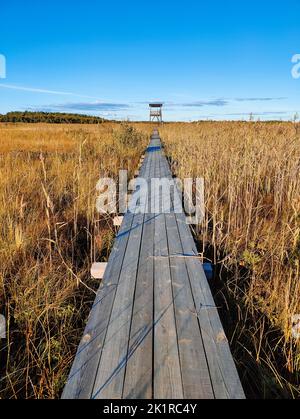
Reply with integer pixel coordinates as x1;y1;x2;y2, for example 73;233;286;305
0;111;107;124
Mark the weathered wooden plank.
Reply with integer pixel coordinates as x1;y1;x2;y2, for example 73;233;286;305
153;152;184;398
91;150;153;399
122;147;155;399
175;210;245;399
164;150;244;399
63;129;245;400
62;152;152;399
165;209;214;399
62;211;135;399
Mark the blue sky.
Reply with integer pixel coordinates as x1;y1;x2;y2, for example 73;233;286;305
0;0;299;121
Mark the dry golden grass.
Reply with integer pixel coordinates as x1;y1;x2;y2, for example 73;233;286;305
0;122;149;398
0;120;299;398
160;121;300;397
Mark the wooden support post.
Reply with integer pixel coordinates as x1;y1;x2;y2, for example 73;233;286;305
113;216;124;227
185;216;200;225
91;262;108;280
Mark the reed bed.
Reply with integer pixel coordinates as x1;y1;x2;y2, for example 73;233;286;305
0;123;148;398
160;121;300;398
1;121;299;398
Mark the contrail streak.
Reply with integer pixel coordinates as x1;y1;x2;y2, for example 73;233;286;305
0;83;102;100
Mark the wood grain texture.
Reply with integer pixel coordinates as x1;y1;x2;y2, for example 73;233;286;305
62;130;245;400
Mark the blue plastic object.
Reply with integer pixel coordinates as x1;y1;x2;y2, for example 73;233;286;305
147;146;161;152
203;263;213;280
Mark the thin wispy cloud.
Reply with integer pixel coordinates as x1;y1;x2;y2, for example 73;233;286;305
225;111;288;116
57;102;130;111
164;99;228;108
235;97;287;102
34;102;130;112
196;111;289;119
0;83;103;100
181;100;228;107
164;97;287;107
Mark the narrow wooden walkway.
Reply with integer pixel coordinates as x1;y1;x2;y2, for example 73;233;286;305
62;130;245;399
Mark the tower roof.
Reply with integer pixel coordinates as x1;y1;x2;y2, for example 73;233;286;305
149;103;163;108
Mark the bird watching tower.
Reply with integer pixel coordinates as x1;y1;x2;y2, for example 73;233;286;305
149;103;163;123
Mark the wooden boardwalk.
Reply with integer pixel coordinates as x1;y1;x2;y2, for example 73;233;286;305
62;130;245;399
